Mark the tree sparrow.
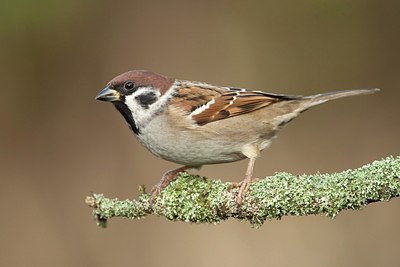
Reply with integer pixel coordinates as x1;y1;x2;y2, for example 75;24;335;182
95;70;379;204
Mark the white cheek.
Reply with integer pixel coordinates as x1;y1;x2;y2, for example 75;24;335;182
125;94;139;111
124;93;147;125
124;87;161;111
124;88;164;126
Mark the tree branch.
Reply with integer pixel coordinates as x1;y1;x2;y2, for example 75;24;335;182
86;156;400;228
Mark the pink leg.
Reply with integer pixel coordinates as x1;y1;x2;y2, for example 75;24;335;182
150;166;192;205
236;157;256;204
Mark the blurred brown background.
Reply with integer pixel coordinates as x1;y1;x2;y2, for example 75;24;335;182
1;0;399;266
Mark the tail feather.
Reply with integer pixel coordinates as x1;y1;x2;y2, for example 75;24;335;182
268;88;379;130
306;88;380;107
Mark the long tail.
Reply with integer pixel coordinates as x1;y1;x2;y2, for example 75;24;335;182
306;88;380;107
266;88;379;130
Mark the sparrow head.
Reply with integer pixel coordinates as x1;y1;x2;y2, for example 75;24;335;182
96;70;175;134
96;70;174;103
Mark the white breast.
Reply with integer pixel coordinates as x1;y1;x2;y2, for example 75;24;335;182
136;114;247;166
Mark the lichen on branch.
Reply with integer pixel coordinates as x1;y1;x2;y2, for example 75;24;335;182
86;156;400;228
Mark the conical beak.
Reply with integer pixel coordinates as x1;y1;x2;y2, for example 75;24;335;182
95;87;121;102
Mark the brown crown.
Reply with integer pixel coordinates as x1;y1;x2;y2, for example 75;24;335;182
108;70;174;95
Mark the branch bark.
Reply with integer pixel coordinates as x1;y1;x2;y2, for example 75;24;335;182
86;156;400;228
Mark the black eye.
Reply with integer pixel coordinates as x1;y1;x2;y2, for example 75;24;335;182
124;81;135;90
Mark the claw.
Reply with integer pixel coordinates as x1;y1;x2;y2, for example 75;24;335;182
227;181;242;192
236;176;251;204
234;157;257;205
149;166;192;206
149;184;162;206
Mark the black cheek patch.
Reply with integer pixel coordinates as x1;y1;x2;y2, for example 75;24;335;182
135;92;158;109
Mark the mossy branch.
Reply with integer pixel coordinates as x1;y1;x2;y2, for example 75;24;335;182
86;156;400;228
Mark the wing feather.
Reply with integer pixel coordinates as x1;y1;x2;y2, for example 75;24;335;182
170;81;302;126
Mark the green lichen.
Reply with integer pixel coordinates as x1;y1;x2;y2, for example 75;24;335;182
88;156;400;228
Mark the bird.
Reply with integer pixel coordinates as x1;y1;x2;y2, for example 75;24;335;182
95;70;379;204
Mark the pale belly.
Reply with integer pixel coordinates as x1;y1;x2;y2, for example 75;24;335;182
137;130;248;166
136;111;278;166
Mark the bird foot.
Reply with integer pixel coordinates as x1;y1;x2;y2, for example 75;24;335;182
233;177;259;205
149;166;191;206
227;181;242;191
149;173;176;206
236;178;251;205
149;183;163;206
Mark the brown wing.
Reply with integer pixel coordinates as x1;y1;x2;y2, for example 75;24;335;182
191;91;278;125
169;81;224;114
171;81;303;126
